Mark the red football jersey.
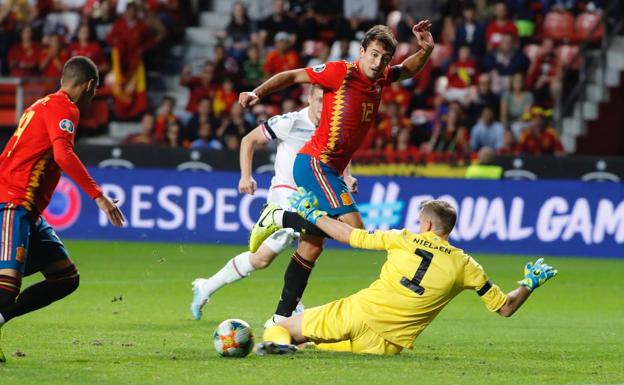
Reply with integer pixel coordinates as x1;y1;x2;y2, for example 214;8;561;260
0;91;102;216
300;61;400;173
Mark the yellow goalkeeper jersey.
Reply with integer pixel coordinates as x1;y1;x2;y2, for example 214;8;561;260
348;229;507;349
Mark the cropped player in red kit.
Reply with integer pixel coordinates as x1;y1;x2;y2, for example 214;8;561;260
0;56;125;362
239;22;435;326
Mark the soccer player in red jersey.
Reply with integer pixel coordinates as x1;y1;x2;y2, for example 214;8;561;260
0;56;125;362
239;22;435;325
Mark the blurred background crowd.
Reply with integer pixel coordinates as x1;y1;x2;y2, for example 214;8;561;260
0;0;620;163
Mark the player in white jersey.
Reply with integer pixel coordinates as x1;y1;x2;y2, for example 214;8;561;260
190;85;330;320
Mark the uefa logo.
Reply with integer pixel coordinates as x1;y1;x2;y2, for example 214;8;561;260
43;176;82;231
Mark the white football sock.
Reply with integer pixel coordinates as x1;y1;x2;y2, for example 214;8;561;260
0;312;5;326
205;252;255;294
273;209;285;228
263;228;298;254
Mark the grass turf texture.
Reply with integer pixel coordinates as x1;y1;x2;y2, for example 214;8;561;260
1;241;623;385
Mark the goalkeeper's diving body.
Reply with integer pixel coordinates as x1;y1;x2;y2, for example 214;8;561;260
256;189;558;356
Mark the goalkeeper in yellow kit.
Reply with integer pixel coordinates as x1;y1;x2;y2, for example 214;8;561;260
256;188;558;356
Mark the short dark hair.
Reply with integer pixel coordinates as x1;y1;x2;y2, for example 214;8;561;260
421;200;457;235
62;56;98;86
361;25;397;55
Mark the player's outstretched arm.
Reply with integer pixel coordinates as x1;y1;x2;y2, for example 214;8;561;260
497;258;557;317
52;139;125;227
395;20;435;82
239;126;270;195
239;69;310;108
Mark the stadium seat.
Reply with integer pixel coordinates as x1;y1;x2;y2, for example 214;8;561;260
543;11;575;42
556;44;581;70
574;12;604;43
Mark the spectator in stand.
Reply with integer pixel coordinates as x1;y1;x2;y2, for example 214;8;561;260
191;121;223;150
300;12;352;43
67;24;109;74
430;101;469;156
344;0;379;33
184;97;220;144
501;73;533;136
517;107;564;155
498;129;518;155
470;106;505;151
223;134;241;151
445;44;478;104
242;44;264;88
281;98;297;114
84;0;116;30
38;31;68;78
382;82;411;112
363;102;411;151
155;96;179;143
8;24;41;77
181;61;218;112
329;39;357;62
485;2;518;51
164;121;182;148
482;33;529;92
454;3;486;57
306;41;330;68
465;146;503;179
258;0;297;48
225;1;257;62
217;103;252;142
44;0;85;36
527;43;561;108
138;0;168;72
263;31;300;77
406;57;434;109
106;2;153;119
213;43;239;81
392;127;419;160
466;73;500;127
123;112;158;145
213;78;238;119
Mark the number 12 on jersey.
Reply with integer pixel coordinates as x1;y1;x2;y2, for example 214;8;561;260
400;248;434;295
361;102;374;122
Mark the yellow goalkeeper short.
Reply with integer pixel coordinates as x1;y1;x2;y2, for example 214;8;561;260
302;296;403;355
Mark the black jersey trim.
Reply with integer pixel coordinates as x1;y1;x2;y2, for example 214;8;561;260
477;281;492;296
263;122;277;140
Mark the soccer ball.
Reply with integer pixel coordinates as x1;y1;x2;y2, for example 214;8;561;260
213;319;254;357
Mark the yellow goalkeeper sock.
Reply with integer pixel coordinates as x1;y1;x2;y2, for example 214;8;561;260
263;325;291;345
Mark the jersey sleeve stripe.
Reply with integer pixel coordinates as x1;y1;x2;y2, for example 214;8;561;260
263;122;277;140
477;280;493;296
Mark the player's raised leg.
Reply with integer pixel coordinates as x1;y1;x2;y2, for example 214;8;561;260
190;228;298;320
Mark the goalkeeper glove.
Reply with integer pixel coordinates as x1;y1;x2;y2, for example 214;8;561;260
518;258;558;291
288;187;327;224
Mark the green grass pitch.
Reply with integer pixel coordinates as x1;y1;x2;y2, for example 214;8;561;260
1;240;623;385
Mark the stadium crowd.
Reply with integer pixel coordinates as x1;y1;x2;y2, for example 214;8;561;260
0;0;608;160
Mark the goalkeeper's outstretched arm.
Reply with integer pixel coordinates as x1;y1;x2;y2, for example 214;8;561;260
314;216;354;245
497;286;531;317
497;258;558;317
